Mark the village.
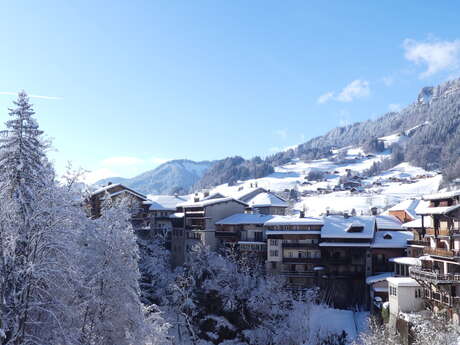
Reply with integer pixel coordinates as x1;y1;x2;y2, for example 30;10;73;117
88;179;460;337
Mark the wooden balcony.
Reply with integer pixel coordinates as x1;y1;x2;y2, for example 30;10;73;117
407;240;429;246
280;271;316;277
282;257;321;264
282;243;318;249
423;247;460;258
410;267;460;284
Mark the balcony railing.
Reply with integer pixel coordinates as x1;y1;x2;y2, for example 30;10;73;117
407;240;429;246
423;247;460;258
282;257;321;264
282;243;318;249
410;267;460;284
280;271;316;277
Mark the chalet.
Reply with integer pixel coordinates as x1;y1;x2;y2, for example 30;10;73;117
87;183;150;230
215;213;273;261
245;192;288;215
407;190;460;325
387;199;420;223
319;215;375;307
265;215;324;288
171;197;248;267
145;194;188;244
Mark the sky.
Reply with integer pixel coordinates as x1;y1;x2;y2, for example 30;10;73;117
0;1;459;183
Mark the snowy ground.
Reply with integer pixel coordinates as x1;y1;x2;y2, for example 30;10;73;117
209;145;441;216
310;305;369;344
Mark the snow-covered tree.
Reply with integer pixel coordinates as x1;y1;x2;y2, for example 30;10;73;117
0;91;80;345
77;197;169;345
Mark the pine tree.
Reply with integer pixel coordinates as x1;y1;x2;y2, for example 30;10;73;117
0;90;48;205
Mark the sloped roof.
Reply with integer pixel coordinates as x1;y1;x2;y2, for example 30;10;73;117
178;197;248;208
321;215;375;239
376;215;403;230
146;195;189;210
92;183;148;201
216;213;273;225
247;192;288;208
366;272;394;285
264;215;323;226
371;230;413;248
388;199;421;220
232;187;267;202
423;189;460;201
417;204;460;215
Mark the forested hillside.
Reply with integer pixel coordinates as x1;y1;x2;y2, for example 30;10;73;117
197;78;460;190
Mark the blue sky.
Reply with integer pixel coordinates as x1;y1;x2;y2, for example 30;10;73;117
0;1;459;182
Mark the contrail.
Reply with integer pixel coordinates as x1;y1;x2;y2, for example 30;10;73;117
0;91;62;100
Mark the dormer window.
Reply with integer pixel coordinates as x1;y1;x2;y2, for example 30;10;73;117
346;222;364;232
383;233;393;240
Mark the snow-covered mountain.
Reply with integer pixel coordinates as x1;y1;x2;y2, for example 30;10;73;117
208;145;442;216
95;159;214;195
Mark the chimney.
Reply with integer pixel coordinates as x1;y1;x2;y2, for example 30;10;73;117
371;207;378;216
326;210;330;216
107;182;112;186
194;192;200;203
204;190;209;198
299;210;305;218
344;212;349;219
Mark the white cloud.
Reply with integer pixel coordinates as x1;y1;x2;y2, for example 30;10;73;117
101;156;145;166
336;80;370;102
388;103;402;112
318;80;370;104
0;91;62;100
274;129;288;139
317;91;334;104
403;38;460;78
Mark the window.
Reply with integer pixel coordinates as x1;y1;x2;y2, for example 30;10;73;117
270;250;279;257
270;239;278;245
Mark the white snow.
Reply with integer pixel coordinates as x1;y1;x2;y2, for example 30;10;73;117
366;272;394;285
386;277;420;287
246;192;288;208
371;230;413;248
389;257;421;266
321;215;375;239
264;215;323;226
216;213;273;225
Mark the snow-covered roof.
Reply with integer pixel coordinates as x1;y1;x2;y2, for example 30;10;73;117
92;183;148;201
401;217;433;229
231;187;267;202
371;230;413;249
266;230;321;235
321;215;375;239
247;192;288;208
386;277;420;287
147;195;189;210
376;215;403;230
423;190;460;201
264;215;324;226
366;272;394;285
170;212;184;218
216;213;273;225
178;197;248;208
319;242;370;247
388;199;420;220
417;204;460;215
389;257;421;266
